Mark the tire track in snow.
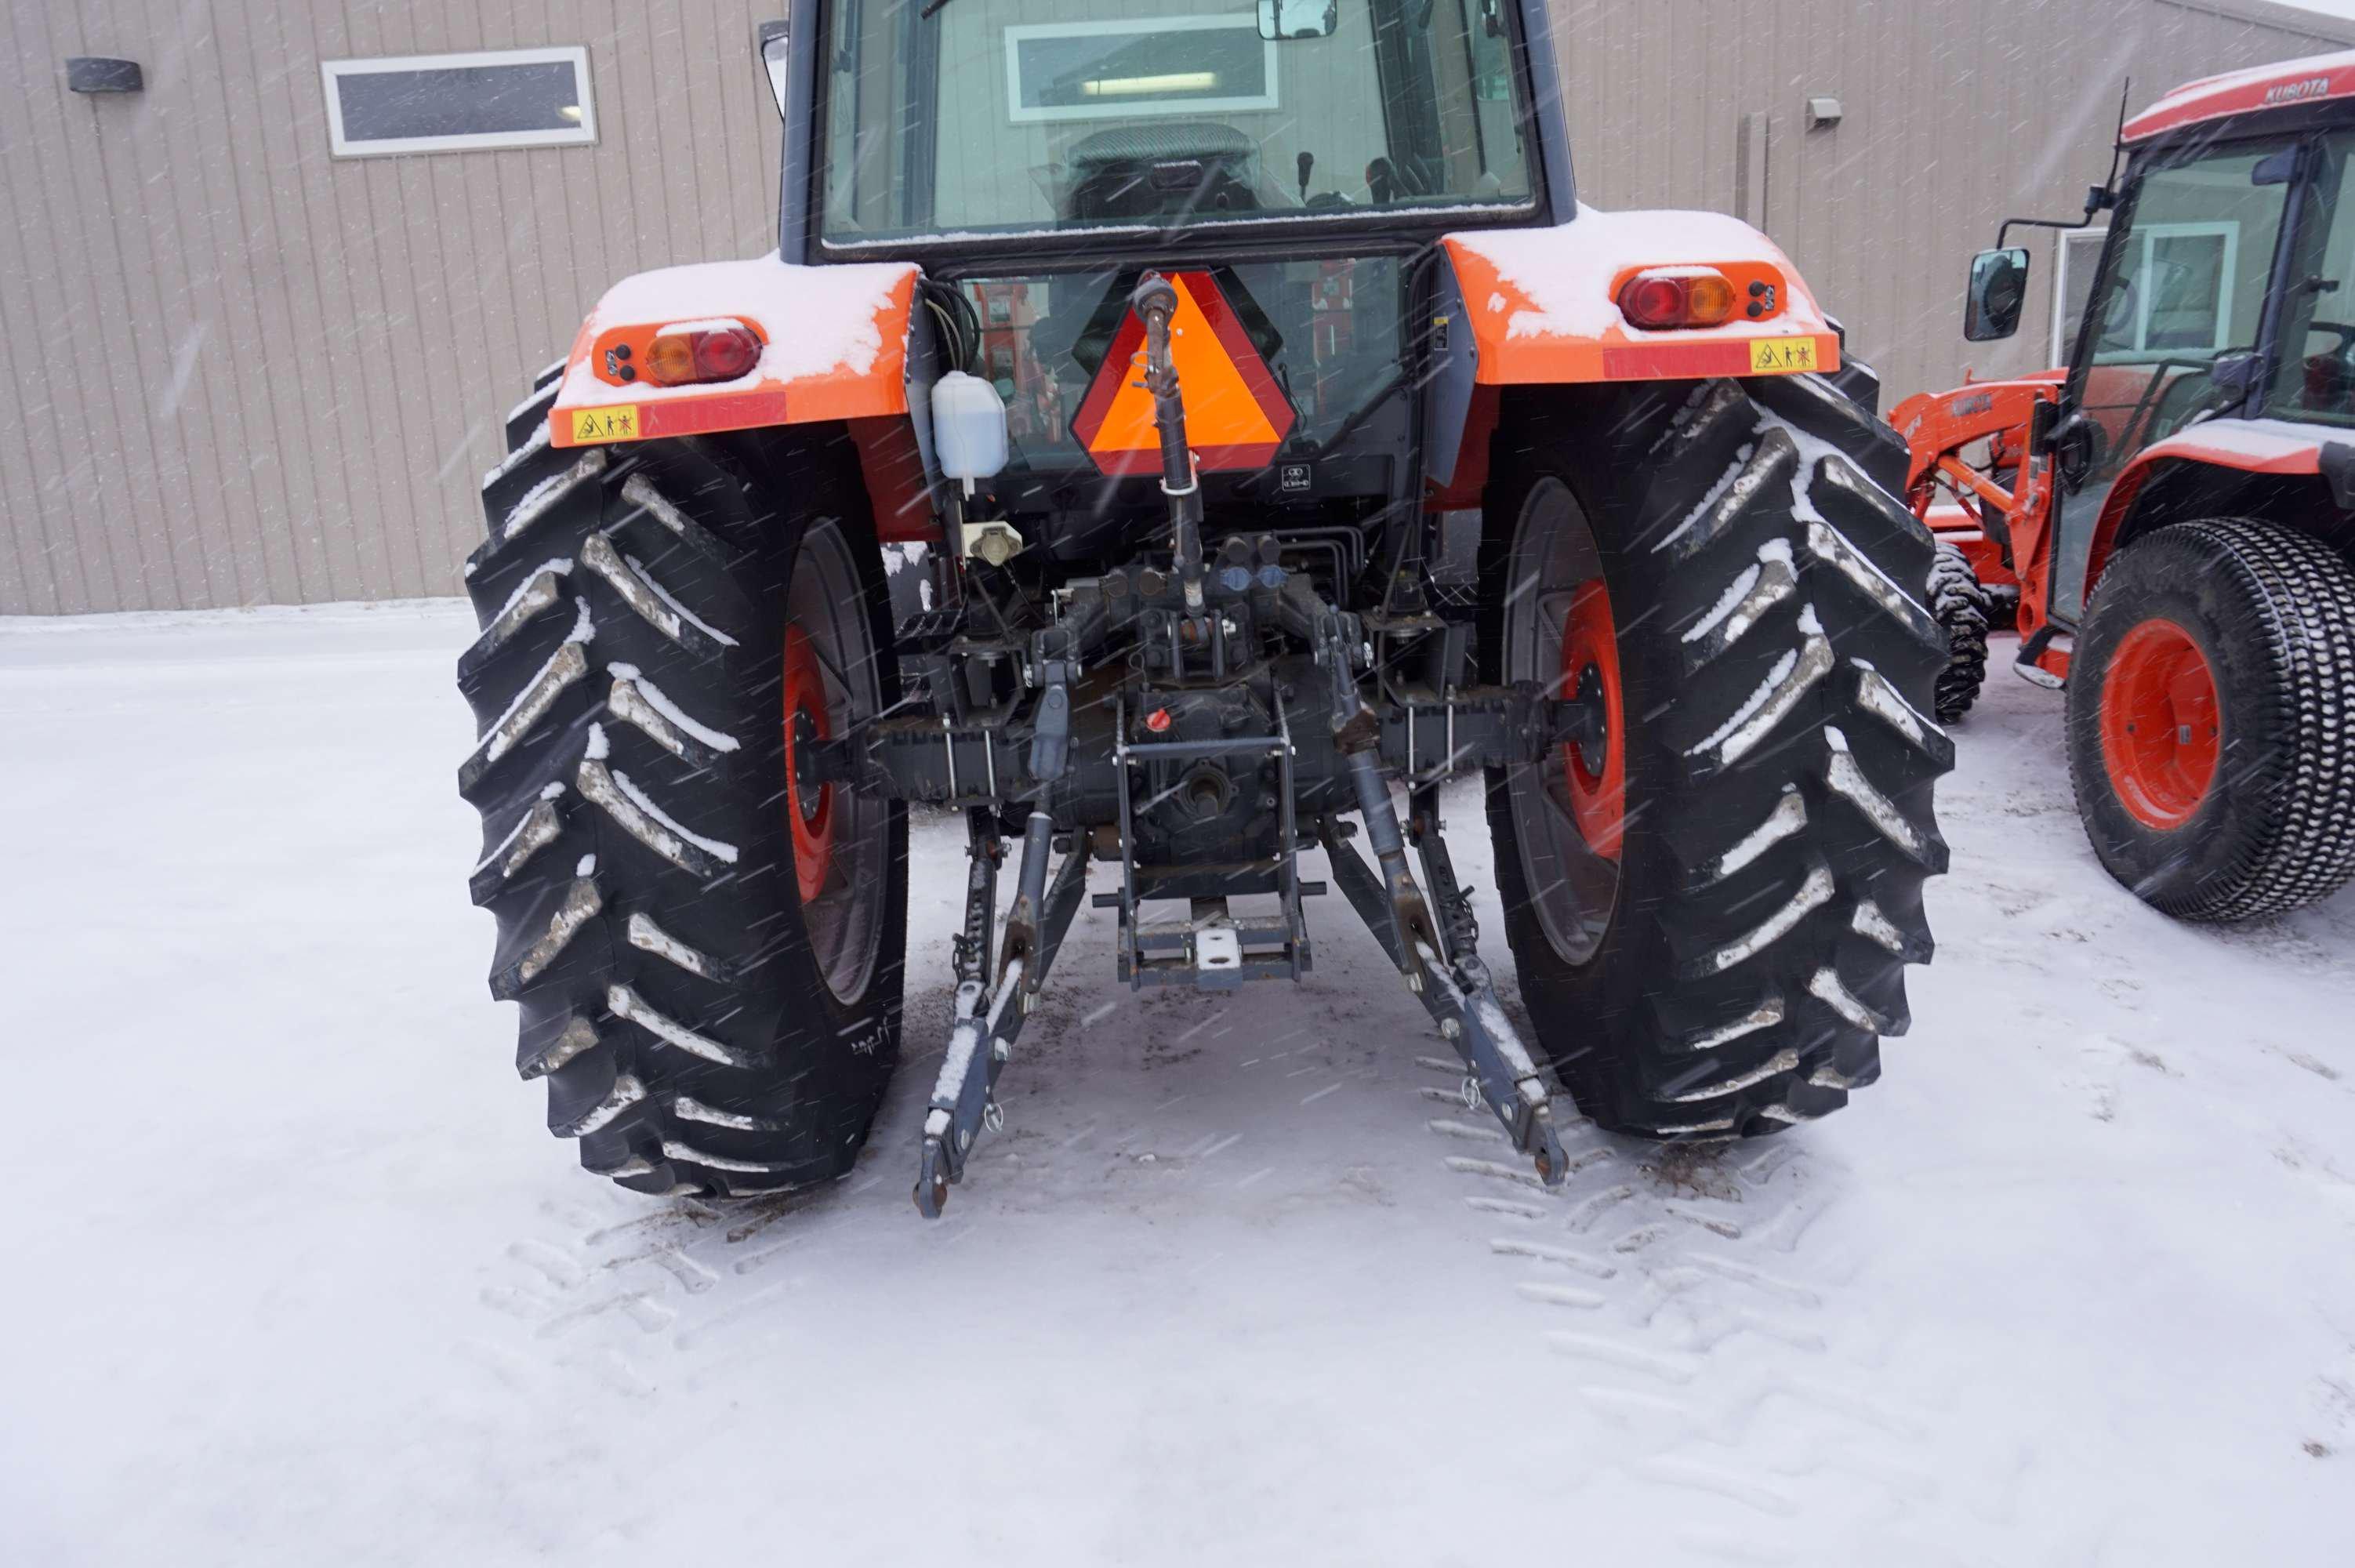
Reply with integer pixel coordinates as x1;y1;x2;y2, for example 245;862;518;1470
1417;1058;1929;1544
475;1182;836;1386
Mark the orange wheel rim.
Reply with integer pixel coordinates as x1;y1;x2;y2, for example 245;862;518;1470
1560;576;1625;859
2099;615;2219;830
782;625;835;902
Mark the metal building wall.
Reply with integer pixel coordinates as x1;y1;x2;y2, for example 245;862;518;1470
1552;0;2355;399
2;0;2353;613
0;0;782;615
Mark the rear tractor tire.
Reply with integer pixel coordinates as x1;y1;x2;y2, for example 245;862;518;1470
2067;518;2355;920
1482;373;1952;1138
457;409;908;1196
1928;539;1990;724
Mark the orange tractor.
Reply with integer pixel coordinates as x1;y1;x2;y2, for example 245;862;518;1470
1896;52;2355;921
456;0;1956;1209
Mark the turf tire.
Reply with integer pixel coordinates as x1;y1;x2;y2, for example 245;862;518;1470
2066;518;2355;920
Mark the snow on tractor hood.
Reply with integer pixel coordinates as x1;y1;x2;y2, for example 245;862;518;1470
1443;205;1841;386
2129;416;2331;474
2122;47;2355;143
549;252;920;448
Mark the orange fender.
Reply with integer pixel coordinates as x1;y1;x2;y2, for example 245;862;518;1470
547;255;920;450
1441;209;1842;387
2085;418;2328;596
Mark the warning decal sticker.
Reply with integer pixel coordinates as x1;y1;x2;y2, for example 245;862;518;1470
570;406;643;445
1747;337;1820;375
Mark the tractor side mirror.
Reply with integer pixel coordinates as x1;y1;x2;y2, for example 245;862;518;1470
757;20;790;119
2049;410;2103;488
1964;247;2030;342
1258;0;1338;40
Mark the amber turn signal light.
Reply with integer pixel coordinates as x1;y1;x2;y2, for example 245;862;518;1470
641;322;764;387
1616;268;1740;330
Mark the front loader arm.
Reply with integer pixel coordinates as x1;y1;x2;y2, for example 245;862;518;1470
1889;377;2058;506
1889;375;2067;662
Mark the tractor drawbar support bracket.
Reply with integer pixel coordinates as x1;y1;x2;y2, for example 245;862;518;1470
916;817;1090;1218
1319;816;1566;1186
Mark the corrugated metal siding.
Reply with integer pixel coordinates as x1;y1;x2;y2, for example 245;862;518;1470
1551;0;2355;401
0;0;782;614
2;0;2351;612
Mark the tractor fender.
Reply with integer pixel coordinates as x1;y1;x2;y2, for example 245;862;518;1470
2085;417;2328;594
1440;207;1845;389
546;253;921;450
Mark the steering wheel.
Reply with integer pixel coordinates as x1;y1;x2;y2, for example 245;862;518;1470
2143;347;2259;444
2302;320;2355;413
2146;365;2219;441
1393;154;1439;197
1365;154;1438;204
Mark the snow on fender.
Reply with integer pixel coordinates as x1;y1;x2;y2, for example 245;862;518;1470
1442;205;1842;386
2081;415;2337;604
547;252;920;448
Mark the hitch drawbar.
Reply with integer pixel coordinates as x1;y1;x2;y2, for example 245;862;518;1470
1318;770;1566;1185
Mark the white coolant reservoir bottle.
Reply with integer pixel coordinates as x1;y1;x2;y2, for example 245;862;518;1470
932;371;1008;497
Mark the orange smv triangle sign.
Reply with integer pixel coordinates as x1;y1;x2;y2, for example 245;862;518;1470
1071;272;1296;477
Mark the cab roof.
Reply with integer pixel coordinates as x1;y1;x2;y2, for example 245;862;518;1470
2123;47;2355;143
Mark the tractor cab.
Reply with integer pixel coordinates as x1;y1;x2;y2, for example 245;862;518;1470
786;0;1552;559
1938;57;2355;644
1893;51;2355;922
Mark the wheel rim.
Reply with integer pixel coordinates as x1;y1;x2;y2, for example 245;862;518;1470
2099;615;2220;830
1559;578;1625;859
1504;477;1622;965
782;626;836;903
784;520;887;1003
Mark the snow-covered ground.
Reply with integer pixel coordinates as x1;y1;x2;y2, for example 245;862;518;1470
3;600;2351;1566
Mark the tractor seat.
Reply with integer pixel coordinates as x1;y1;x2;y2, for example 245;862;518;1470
1062;121;1262;223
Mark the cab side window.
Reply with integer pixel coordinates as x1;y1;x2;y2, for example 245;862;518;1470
2073;143;2290;478
2269;136;2355;423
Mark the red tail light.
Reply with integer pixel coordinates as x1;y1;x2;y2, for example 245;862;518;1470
1616;268;1740;330
642;322;764;387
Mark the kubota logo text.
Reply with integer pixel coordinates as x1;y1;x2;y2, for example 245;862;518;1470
2263;76;2331;105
